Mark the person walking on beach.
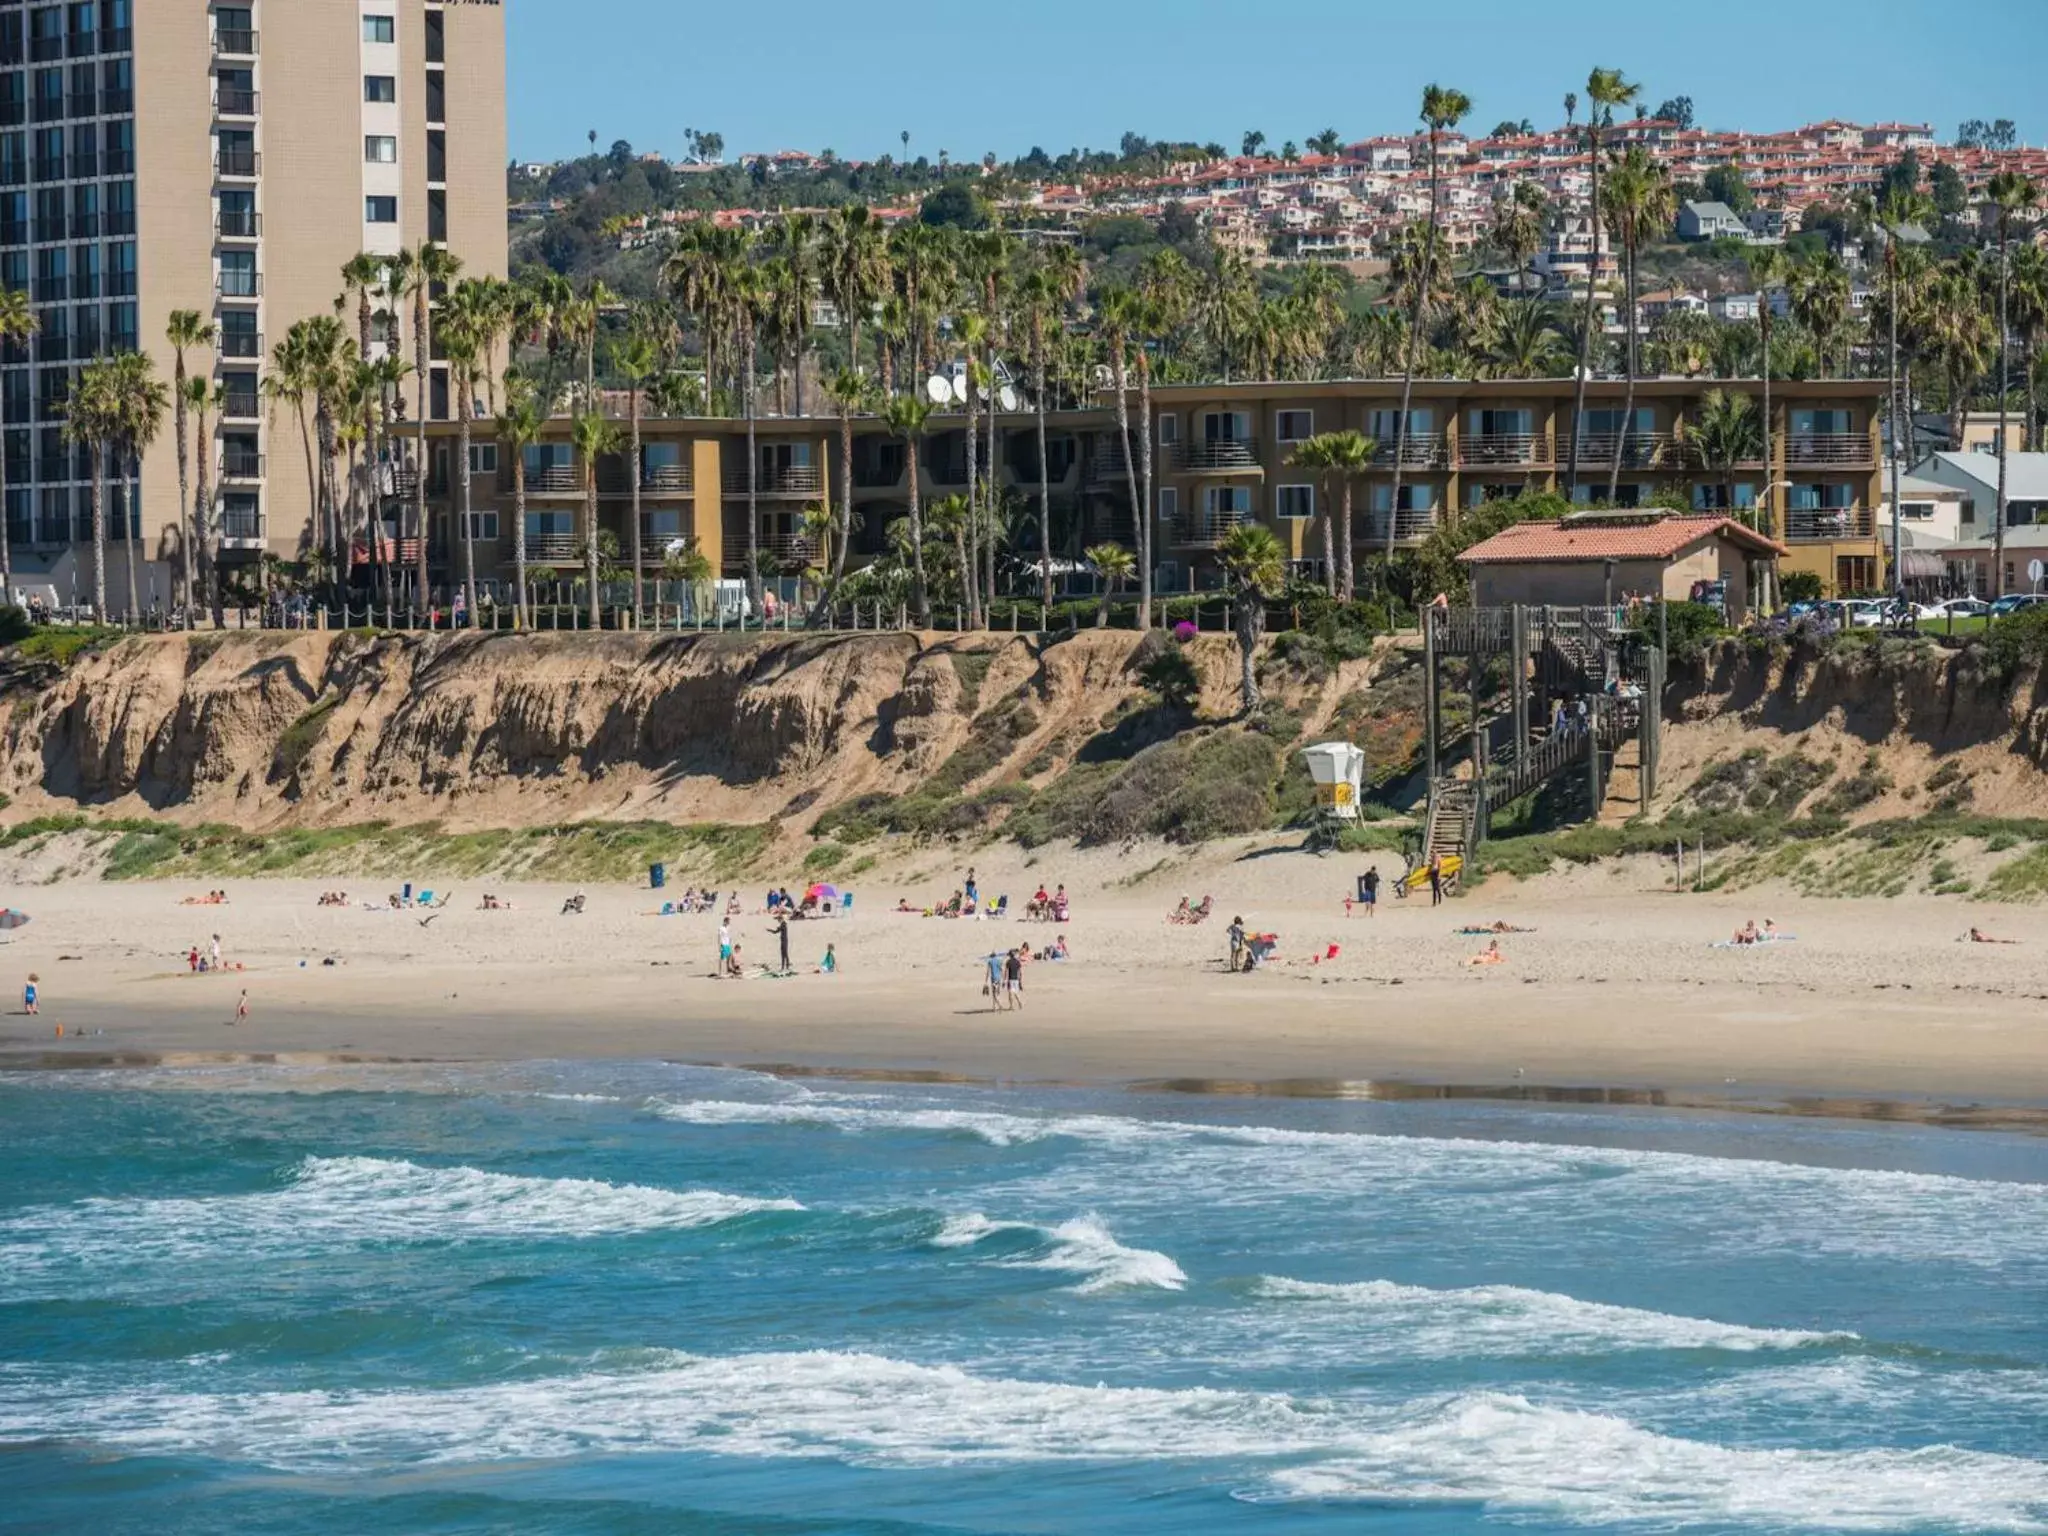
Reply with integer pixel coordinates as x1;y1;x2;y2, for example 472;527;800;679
1428;852;1445;908
771;914;791;975
717;919;734;977
1361;866;1380;919
984;952;1006;1010
22;974;36;1015
234;989;249;1024
1227;916;1246;973
210;933;222;970
1004;948;1025;1010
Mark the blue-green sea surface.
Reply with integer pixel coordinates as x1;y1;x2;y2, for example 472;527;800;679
3;1061;2046;1534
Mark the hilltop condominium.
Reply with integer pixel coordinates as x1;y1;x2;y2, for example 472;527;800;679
7;0;506;607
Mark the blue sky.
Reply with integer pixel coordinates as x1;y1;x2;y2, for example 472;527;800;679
507;0;2043;164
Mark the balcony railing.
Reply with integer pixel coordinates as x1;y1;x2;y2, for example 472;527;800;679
68;92;97;118
69;213;96;238
1785;433;1872;466
219;512;264;544
1361;508;1441;544
103;149;132;174
220;392;261;420
216;209;260;238
219;330;262;359
1370;433;1446;468
1174;437;1263;473
29;35;62;64
526;532;582;563
1170;511;1249;548
721;463;823;496
213;87;259;118
642;462;692;493
31;156;61;180
1458;433;1553;467
1084;439;1138;485
68;152;94;178
760;532;816;566
214;29;258;57
524;464;580;494
1784;505;1873;542
100;88;132;114
215;150;261;179
1570;432;1671;469
220;450;264;479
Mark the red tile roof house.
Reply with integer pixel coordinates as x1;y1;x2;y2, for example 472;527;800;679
1457;512;1787;621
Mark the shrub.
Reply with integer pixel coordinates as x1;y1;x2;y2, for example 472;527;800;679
0;606;31;644
1779;570;1824;604
1139;645;1200;709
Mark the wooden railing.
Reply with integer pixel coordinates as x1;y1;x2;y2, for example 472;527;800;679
1785;433;1872;466
1784;506;1874;541
1174;438;1262;472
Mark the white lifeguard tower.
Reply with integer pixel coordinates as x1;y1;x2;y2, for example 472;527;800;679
1300;741;1367;852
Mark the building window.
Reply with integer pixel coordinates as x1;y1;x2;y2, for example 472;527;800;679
1156;412;1177;446
364;135;397;164
1157;485;1176;520
362;15;395;44
1370;483;1432;513
461;511;499;540
1692;483;1757;511
1276;484;1314;519
1276;410;1312;443
363;74;396;104
1203;485;1251;516
1201;411;1251;442
467;443;497;475
364;195;397;224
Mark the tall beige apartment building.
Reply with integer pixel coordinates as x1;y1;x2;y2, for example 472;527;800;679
7;0;505;606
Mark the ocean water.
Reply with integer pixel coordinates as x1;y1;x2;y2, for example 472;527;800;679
4;1063;2047;1534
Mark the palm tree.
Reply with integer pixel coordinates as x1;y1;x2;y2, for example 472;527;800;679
929;491;972;623
1288;431;1374;601
1486;302;1570;377
1217;522;1285;712
2009;243;2048;451
1870;189;1931;575
440;281;493;626
1990;172;2038;579
1743;245;1790;538
1674;388;1763;524
1085;540;1133;628
820;204;884;387
1600;146;1675;499
771;211;817;416
811;368;870;625
393;241;461;605
1019;254;1080;617
732;253;768;619
496;380;545;628
264;325;321;595
615;330;658;625
571;408;622;628
883;392;933;626
186;376;222;624
1389;83;1470;564
954;310;988;626
62;362;118;619
1490;181;1547;300
164;309;214;622
1097;287;1144;622
1566;66;1639;496
0;289;32;607
1194;245;1255;381
1789;253;1852;377
110;351;168;622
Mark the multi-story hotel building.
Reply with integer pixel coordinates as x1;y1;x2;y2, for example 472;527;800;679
5;0;505;607
420;378;1889;598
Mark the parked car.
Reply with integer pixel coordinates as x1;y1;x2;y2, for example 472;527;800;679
1920;597;1989;620
1989;593;2048;618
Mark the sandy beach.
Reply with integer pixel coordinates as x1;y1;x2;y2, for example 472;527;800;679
1;834;2044;1124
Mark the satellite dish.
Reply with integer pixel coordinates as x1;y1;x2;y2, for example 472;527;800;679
997;385;1019;413
950;376;969;405
925;374;951;404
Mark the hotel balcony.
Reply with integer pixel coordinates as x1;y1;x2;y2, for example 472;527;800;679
216;271;262;299
1370;433;1447;468
1174;438;1262;474
760;531;817;566
522;464;581;495
215;150;261;180
1458;433;1554;468
213;86;259;119
214;28;259;58
219;391;261;421
721;463;823;497
219;331;263;360
1784;506;1874;542
525;532;582;564
1569;432;1671;469
1785;433;1873;467
597;461;694;496
1083;439;1138;486
1170;510;1249;548
216;209;261;239
219;510;265;548
1360;508;1441;545
219;450;264;481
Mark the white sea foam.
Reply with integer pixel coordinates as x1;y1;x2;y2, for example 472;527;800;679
647;1095;1156;1148
932;1211;1186;1293
5;1352;2042;1531
1252;1276;1852;1356
0;1157;801;1278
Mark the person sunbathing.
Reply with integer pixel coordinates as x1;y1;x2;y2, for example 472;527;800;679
1168;897;1192;924
1467;939;1505;966
1731;920;1760;946
895;898;918;913
1966;928;2018;944
1189;896;1214;923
